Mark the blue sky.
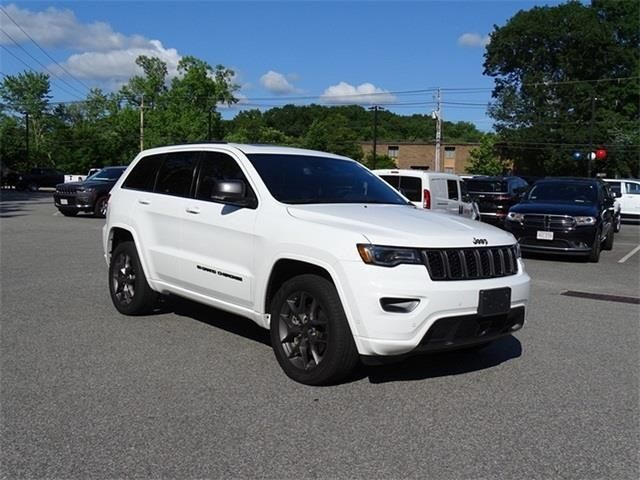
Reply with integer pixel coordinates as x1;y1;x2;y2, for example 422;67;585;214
0;1;565;128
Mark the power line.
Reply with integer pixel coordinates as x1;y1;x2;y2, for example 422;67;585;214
0;6;93;93
0;30;85;100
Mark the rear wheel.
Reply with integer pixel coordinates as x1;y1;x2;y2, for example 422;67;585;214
269;274;359;385
109;241;157;315
94;196;108;218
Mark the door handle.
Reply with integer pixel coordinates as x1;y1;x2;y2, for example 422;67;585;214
138;199;150;205
185;207;201;214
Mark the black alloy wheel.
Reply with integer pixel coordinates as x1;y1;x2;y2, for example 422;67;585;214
588;230;601;263
109;241;157;315
95;196;108;218
270;274;359;385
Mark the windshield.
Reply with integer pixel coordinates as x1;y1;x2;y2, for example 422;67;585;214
466;179;508;193
88;167;125;181
246;154;408;205
526;182;598;204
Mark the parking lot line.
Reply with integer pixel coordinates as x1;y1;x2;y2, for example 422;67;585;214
619;245;640;264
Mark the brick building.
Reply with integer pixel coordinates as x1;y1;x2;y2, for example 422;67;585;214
361;142;479;173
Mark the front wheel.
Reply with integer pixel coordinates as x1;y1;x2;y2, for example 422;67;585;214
614;214;621;233
269;274;359;385
94;196;108;218
27;182;39;192
588;230;601;263
602;226;614;251
109;241;157;315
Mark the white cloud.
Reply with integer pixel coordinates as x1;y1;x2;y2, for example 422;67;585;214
320;82;396;105
2;4;183;83
457;33;490;48
260;70;297;94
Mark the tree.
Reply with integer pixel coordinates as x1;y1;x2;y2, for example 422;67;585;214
0;71;52;166
484;0;640;177
467;134;510;175
120;55;168;109
304;114;363;160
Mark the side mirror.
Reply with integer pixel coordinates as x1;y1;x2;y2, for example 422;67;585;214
213;180;257;208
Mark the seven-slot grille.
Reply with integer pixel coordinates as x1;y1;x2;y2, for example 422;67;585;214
522;214;575;230
56;184;79;194
422;245;519;281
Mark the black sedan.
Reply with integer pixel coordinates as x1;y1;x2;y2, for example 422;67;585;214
504;178;616;262
53;166;127;218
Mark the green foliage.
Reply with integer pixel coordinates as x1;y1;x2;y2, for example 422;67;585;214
484;0;640;177
467;134;510;175
303;114;363;160
361;153;396;170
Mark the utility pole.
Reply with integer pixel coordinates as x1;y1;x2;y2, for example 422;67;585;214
587;96;597;178
433;88;442;172
369;105;384;169
25;112;29;166
139;94;145;152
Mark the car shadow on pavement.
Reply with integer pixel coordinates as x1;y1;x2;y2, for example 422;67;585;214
164;295;272;347
357;335;523;384
0;189;54;218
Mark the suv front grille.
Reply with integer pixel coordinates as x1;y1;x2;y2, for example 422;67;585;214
523;214;575;230
56;184;78;194
422;245;519;281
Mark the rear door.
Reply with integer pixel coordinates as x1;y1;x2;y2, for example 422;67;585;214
622;181;640;217
445;178;462;216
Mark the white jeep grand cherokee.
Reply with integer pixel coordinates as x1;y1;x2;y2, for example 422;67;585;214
103;144;530;385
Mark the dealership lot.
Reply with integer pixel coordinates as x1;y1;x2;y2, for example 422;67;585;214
1;191;638;479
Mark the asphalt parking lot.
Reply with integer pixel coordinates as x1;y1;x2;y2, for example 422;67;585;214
1;190;639;480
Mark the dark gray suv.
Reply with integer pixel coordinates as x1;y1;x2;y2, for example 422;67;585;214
53;166;126;217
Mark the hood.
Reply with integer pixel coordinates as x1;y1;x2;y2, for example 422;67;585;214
511;201;598;217
56;180;113;189
287;204;516;248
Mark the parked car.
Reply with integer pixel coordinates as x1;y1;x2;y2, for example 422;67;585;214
465;176;529;227
54;166;127;217
504;177;616;262
103;144;530;385
603;178;640;222
373;168;479;220
15;167;65;191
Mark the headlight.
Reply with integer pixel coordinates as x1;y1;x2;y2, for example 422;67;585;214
357;244;422;267
574;216;596;225
507;212;524;222
78;186;95;193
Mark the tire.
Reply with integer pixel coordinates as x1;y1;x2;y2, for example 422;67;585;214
27;182;39;192
603;226;614;251
269;274;359;385
94;196;108;218
614;214;621;233
59;209;78;217
588;230;601;263
109;241;157;315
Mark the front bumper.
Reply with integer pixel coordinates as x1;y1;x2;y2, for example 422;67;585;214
339;259;530;357
506;222;596;255
53;192;95;211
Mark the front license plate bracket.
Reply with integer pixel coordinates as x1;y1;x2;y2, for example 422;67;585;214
478;287;511;317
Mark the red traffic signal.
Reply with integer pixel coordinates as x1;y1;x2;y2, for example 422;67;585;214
595;148;607;160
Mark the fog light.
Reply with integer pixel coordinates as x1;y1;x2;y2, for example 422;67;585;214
380;298;420;313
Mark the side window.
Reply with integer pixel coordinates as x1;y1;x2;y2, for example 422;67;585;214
625;182;640;195
122;156;161;192
195;151;255;203
155;152;198;197
446;179;459;200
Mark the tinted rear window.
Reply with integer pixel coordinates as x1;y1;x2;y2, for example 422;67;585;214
122;156;159;192
466;180;508;193
398;177;422;202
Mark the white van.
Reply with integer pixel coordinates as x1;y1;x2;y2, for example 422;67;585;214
373;169;479;220
603;178;640;221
